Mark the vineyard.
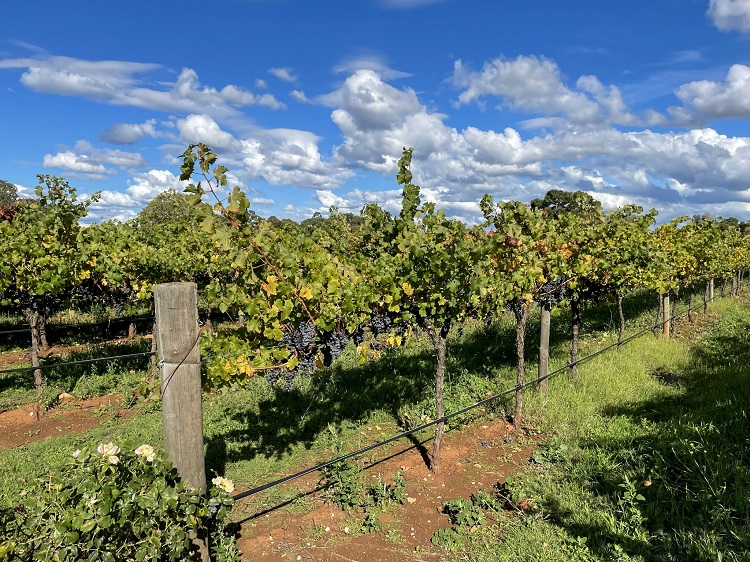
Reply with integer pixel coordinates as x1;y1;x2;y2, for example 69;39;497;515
1;145;750;561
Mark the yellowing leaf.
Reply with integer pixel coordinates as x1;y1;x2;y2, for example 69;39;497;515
402;282;414;296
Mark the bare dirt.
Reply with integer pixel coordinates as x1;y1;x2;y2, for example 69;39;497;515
0;394;134;450
233;419;540;562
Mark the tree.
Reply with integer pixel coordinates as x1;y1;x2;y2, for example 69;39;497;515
0;179;18;207
0;175;99;417
530;189;602;219
597;205;658;346
536;195;606;377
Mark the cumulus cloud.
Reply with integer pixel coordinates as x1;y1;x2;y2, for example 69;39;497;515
291;90;312;103
268;67;297;83
178;114;241;151
173;113;353;189
240;128;354;189
125;169;189;202
707;0;750;32
315;68;750;224
0;56;286;117
451;55;663;128
43;142;147;179
670;64;750;122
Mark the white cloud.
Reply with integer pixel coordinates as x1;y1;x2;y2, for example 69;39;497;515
315;68;750;224
43;152;110;178
708;0;750;32
240;128;354;189
99;119;160;145
268;67;297;83
452;55;663;128
178;114;241;151
291;89;312;103
125;169;189;203
671;64;750;122
42;142;147;179
0;56;286;117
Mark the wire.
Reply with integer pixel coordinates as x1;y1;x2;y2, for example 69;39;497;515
0;315;155;337
0;351;156;376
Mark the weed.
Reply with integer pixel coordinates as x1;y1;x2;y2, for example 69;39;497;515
319;460;364;511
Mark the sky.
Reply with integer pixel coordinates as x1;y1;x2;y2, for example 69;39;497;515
1;0;750;225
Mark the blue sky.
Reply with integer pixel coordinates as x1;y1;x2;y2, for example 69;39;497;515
2;0;750;224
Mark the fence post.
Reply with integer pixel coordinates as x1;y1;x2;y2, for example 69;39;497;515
662;293;670;339
538;302;551;393
154;282;208;562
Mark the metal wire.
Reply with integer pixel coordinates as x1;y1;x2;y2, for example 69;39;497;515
0;351;156;375
0;315;155;337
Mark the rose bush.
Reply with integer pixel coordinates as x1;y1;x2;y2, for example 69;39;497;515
0;442;236;561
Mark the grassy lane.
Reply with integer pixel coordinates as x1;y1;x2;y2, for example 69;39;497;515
457;298;750;562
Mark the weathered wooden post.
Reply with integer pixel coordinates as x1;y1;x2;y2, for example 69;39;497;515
154;282;208;562
662;293;670;339
538;302;551;393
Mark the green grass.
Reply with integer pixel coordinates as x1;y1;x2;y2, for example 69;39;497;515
452;297;750;562
0;339;152;412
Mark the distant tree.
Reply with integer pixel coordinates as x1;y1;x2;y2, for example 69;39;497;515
300;209;365;232
266;215;299;232
530;189;602;219
0;179;18;206
136;189;202;233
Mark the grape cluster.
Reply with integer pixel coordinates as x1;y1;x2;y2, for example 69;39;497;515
536;277;567;307
266;320;320;389
370;314;393;333
321;329;349;366
283;320;317;354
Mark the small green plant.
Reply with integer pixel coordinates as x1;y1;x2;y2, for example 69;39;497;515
441;497;486;528
368;470;407;508
530;439;571;466
360;512;381;534
319;460;364;511
0;442;237;561
431;526;468;551
616;476;647;535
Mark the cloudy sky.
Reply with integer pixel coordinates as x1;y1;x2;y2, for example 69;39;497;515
2;0;750;223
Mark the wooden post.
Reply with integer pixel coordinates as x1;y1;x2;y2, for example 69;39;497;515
662;293;670;339
154;283;208;562
538;302;551;393
709;278;715;302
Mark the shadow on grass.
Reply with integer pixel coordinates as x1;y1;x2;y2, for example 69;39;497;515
204;290;666;477
528;300;750;560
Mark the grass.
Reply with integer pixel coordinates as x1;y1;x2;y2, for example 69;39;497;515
449;297;750;561
0;339;153;412
0;285;744;562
